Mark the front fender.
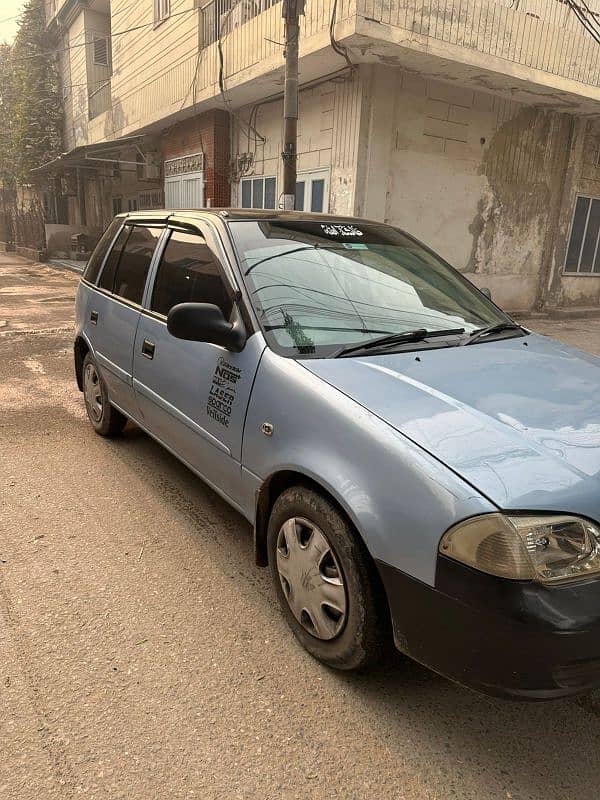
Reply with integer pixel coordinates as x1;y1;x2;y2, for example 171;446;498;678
242;350;495;587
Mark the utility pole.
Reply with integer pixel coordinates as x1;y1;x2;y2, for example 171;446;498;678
281;0;304;210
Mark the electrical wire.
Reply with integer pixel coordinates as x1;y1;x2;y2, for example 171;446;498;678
329;0;354;70
8;6;200;63
565;0;600;43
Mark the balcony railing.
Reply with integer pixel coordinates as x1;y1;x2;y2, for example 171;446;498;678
201;0;282;46
357;0;600;87
201;0;600;88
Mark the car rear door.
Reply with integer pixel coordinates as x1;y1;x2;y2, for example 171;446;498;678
89;222;164;416
132;220;266;509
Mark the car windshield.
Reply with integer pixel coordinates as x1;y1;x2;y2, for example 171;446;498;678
230;219;512;358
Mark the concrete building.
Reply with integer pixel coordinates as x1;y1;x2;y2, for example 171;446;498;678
37;0;600;311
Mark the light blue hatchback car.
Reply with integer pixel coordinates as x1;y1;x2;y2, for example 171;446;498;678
75;210;600;700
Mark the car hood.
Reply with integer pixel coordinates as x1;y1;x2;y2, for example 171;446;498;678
302;333;600;517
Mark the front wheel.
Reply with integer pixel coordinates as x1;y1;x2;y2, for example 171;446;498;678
267;486;389;670
82;353;127;437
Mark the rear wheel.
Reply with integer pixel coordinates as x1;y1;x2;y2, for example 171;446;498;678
267;485;389;670
82;353;127;437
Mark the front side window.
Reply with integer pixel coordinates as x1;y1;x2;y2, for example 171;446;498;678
240;176;277;209
112;225;162;304
564;195;600;274
151;230;233;318
83;218;122;283
230;220;511;358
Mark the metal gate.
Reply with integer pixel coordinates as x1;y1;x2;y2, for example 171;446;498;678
164;171;204;209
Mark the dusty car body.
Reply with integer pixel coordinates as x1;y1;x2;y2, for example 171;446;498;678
75;210;600;699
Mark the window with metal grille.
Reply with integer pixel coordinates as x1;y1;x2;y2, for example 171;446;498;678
92;36;110;66
154;0;171;24
240;176;277;209
565;196;600;274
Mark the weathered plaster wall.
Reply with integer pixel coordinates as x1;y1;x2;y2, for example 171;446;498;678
545;119;600;308
356;65;573;310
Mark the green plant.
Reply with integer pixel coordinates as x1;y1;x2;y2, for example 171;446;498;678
0;0;63;189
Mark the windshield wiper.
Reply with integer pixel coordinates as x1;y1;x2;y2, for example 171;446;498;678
244;245;328;275
333;328;466;358
461;322;523;346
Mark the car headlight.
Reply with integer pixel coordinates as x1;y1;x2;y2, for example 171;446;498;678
439;513;600;583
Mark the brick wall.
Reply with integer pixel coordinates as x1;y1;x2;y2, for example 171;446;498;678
161;110;231;207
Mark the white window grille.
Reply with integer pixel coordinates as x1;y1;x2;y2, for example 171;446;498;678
295;169;329;213
565;195;600;274
240;176;277;209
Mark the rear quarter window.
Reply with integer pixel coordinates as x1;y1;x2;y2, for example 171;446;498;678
83;218;123;284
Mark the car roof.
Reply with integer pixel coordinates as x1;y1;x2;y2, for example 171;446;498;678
118;209;385;226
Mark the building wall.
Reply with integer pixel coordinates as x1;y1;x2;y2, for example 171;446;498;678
232;65;584;311
161;110;231;207
231;75;360;209
108;0;200;138
542;119;600;308
65;10;89;148
352;65;573;310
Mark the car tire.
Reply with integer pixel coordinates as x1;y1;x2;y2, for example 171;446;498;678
82;352;127;437
267;485;389;670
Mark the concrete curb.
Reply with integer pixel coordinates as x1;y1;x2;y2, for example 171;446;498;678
46;259;85;275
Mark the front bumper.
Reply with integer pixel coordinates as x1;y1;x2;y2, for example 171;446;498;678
377;555;600;700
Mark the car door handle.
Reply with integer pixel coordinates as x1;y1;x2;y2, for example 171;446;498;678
141;339;155;359
90;310;98;324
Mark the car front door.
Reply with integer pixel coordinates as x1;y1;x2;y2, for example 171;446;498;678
89;222;163;416
132;221;266;508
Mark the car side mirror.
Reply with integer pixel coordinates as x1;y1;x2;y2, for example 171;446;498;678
480;287;492;300
167;302;247;352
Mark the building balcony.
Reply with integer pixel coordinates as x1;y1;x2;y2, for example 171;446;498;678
353;0;600;109
84;0;600;145
195;0;600;111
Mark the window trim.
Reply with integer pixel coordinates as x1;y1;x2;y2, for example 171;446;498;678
83;218;124;285
239;175;278;210
148;226;236;320
563;194;600;276
295;168;330;213
153;0;171;27
96;223;167;306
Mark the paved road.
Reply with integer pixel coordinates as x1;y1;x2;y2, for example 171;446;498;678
2;251;600;800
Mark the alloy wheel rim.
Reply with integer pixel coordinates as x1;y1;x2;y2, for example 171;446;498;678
275;516;347;640
83;363;103;422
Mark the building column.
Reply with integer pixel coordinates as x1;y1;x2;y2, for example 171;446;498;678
353;65;397;222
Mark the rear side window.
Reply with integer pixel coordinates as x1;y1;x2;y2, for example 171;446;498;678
151;230;233;318
83;218;122;283
98;225;131;293
113;225;162;304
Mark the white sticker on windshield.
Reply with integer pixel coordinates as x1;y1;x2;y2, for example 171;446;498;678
321;224;364;238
